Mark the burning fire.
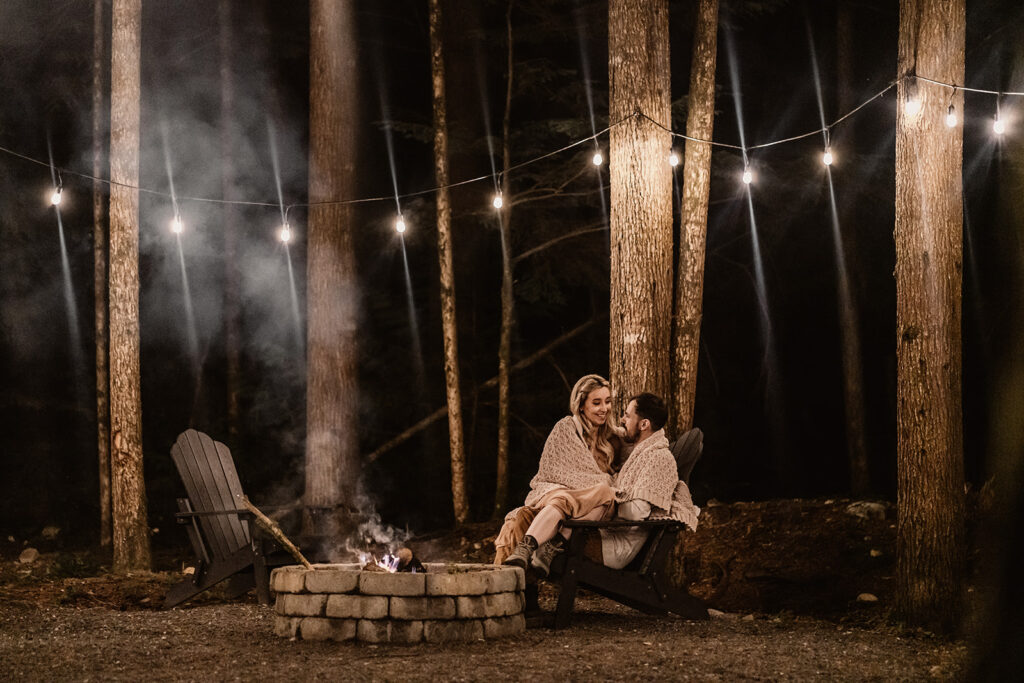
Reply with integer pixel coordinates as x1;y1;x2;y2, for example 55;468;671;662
359;547;420;573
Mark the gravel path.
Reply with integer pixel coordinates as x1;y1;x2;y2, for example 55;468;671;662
0;598;965;681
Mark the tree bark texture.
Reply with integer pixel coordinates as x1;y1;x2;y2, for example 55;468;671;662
670;0;717;438
493;0;515;518
220;0;242;449
108;0;150;572
609;0;673;414
894;0;965;634
430;0;469;524
305;0;361;532
93;0;111;549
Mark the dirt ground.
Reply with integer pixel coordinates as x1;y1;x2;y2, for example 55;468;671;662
0;498;973;680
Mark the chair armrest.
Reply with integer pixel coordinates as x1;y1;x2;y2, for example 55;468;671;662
562;518;681;530
174;509;255;523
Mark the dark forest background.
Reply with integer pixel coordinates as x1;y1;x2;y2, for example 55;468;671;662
0;0;1021;544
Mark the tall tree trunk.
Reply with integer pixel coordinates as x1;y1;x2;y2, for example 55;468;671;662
670;0;717;438
220;0;242;449
894;0;965;635
305;0;360;535
108;0;150;572
429;0;469;524
493;0;514;518
93;0;111;549
834;0;870;496
609;0;673;412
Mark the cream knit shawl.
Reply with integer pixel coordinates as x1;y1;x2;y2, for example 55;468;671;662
522;416;614;507
614;429;700;531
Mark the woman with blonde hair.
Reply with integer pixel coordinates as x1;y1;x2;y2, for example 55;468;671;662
494;374;621;576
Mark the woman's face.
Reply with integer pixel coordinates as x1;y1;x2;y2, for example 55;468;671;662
582;386;612;425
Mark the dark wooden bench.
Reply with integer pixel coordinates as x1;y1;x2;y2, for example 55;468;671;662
165;429;298;608
545;428;709;628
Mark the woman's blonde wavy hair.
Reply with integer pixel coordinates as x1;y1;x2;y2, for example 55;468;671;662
569;374;616;474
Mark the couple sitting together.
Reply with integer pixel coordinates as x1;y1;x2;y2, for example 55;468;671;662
494;373;699;578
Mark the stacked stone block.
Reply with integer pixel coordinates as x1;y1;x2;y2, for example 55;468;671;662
271;563;526;644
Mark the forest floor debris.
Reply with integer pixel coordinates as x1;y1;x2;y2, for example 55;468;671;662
0;498;974;680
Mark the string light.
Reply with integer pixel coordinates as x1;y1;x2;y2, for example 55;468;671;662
742;167;753;185
8;76;1024;219
279;223;292;243
171;214;184;234
903;76;922;117
395;215;406;233
993;95;1006;135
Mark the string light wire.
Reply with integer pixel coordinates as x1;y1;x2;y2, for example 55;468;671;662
3;75;1021;214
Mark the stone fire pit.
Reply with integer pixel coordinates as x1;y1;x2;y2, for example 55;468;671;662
270;563;526;644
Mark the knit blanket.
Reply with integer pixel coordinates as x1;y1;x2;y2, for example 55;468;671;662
648;480;700;531
522;416;614;507
614;429;676;509
615;429;700;531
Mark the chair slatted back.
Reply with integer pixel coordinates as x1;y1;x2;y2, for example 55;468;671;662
170;429;251;560
671;428;704;485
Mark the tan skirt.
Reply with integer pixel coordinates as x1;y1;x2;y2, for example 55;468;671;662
492;483;615;564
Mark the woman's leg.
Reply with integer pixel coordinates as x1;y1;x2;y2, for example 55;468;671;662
558;502;610;540
522;505;566;546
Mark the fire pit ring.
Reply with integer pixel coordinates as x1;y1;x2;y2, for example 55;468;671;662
270;563;526;644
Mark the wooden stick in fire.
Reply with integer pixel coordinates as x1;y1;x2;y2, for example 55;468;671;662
239;495;312;569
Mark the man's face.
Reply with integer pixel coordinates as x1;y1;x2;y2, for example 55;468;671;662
621;400;644;444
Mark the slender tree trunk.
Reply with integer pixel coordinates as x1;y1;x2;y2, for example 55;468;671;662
670;0;717;438
93;0;111;549
108;0;150;572
609;0;673;413
493;0;515;518
834;0;870;497
429;0;468;525
894;0;965;635
836;235;869;495
836;1;855;117
366;317;603;463
220;0;242;448
305;0;361;535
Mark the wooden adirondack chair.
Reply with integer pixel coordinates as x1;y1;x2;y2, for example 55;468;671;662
545;428;709;628
165;429;295;608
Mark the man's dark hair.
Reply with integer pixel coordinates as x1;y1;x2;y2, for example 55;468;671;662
630;392;668;432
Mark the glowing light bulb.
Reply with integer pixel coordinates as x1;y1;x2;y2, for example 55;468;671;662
591;151;603;166
492;193;503;209
395;216;406;233
822;148;834;166
50;187;62;206
171;215;184;234
668;151;680;167
279;223;292;243
945;105;957;128
993;116;1006;135
904;97;922;117
742;168;753;185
